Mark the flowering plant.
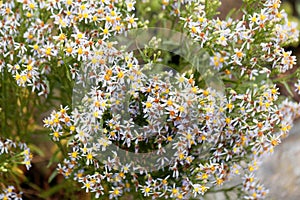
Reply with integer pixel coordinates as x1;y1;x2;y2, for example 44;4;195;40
1;0;300;199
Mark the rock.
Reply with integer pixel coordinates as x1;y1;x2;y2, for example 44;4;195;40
256;121;300;200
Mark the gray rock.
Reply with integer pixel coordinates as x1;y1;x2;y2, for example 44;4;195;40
256;121;300;200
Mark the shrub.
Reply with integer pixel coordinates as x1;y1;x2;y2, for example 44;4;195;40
1;0;300;199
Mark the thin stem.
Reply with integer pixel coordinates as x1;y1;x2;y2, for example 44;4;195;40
206;183;242;194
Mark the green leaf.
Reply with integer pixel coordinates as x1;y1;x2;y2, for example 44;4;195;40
297;1;300;15
226;8;236;19
39;180;67;198
47;148;60;168
48;170;58;183
26;182;42;192
66;65;72;82
28;144;45;157
282;81;294;97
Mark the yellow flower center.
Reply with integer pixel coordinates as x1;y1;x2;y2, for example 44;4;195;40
29;3;35;9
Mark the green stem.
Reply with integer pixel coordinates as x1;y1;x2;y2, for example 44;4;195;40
272;68;300;82
206;183;242;194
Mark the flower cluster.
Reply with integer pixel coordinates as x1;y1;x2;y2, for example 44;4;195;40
44;44;295;200
182;0;298;78
42;0;300;199
44;41;211;198
0;138;32;200
44;68;286;199
1;0;300;199
1;0;138;96
0;185;23;200
0;138;32;170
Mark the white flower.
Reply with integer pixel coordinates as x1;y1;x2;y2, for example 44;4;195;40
295;80;300;94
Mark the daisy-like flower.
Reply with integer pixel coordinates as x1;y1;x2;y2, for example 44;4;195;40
126;14;138;29
42;42;57;60
109;187;122;199
210;52;227;70
169;184;180;198
140;184;152;197
50;129;63;141
231;48;245;66
82;180;93;193
295;80;300;94
100;25;111;40
126;0;136;12
192;184;209;197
